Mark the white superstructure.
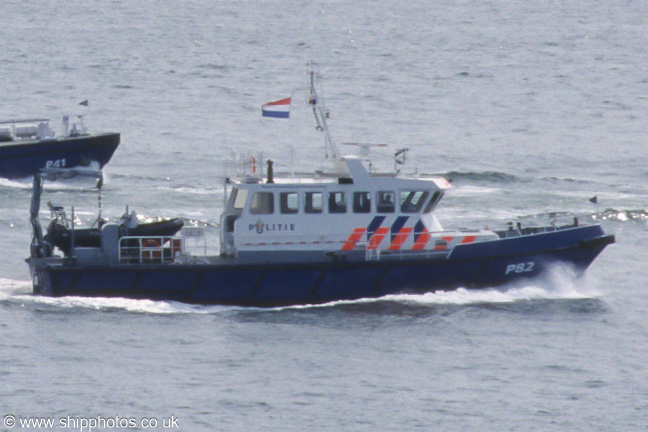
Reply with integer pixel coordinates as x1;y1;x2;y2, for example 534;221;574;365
220;156;498;262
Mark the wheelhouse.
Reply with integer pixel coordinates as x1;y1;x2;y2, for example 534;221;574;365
218;156;469;260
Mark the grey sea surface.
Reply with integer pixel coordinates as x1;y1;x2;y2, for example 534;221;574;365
1;1;647;430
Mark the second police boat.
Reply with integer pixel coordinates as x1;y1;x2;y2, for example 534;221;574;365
26;66;615;306
0;115;120;179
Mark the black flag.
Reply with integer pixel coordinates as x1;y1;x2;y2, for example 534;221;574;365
589;196;598;204
79;100;89;106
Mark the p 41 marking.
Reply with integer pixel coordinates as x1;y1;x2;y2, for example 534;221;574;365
45;159;66;168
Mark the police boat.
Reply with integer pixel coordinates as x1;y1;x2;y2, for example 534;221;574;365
25;69;614;306
0;115;119;179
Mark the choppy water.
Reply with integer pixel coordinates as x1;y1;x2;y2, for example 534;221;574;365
1;0;647;430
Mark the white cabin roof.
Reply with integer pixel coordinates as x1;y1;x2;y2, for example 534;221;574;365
230;156;451;192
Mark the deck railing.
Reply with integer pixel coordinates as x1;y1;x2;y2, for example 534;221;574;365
118;236;184;264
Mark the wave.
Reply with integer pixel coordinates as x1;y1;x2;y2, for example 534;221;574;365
0;162;104;189
0;177;101;193
595;208;648;224
380;282;596;307
154;185;219;196
273;265;602;311
0;279;234;314
0;177;34;190
541;176;596;186
7;295;235;314
0;278;32;299
441;171;521;184
458;208;647;228
447;185;504;197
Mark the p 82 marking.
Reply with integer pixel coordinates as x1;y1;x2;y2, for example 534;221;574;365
505;262;535;275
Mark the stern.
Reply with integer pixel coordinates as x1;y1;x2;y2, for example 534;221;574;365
26;257;60;296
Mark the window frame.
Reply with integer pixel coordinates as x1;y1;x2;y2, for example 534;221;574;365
328;191;347;214
423;191;442;213
376;190;395;213
231;188;248;210
249;191;274;215
304;191;323;214
353;191;371;213
399;190;430;213
279;191;299;214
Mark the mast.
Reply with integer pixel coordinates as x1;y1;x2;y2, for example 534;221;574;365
29;173;46;257
308;62;338;160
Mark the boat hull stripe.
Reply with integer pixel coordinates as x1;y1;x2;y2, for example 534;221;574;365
366;216;386;241
368;227;389;250
388;227;413;250
412;232;430;250
390;216;409;242
342;228;366;250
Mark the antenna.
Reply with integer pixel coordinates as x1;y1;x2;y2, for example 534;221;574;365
308;62;338;160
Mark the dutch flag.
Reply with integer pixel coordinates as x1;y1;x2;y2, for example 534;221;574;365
262;97;291;119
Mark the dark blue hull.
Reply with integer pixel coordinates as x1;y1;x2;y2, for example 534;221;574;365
29;225;615;307
0;133;119;179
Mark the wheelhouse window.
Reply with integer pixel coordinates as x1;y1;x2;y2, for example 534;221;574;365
305;192;323;214
250;191;274;214
280;192;299;214
353;192;371;213
423;191;443;213
231;188;248;210
376;191;395;213
328;192;347;214
400;190;429;213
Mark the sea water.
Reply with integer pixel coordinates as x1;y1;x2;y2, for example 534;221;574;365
1;0;647;430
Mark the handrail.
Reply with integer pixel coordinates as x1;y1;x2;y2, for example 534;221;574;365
0;118;50;125
118;236;184;264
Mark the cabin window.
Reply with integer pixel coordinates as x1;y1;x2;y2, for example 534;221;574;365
231;188;248;210
423;191;442;213
353;192;371;213
250;192;274;214
328;192;347;213
305;192;323;214
376;191;395;213
400;190;429;213
280;192;299;214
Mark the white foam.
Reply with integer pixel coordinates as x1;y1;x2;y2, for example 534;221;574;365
0;278;233;314
155;185;217;195
381;283;594;306
399;266;599;305
0;278;32;299
0;162;105;191
6;294;234;314
451;185;502;196
0;178;33;189
279;265;600;310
